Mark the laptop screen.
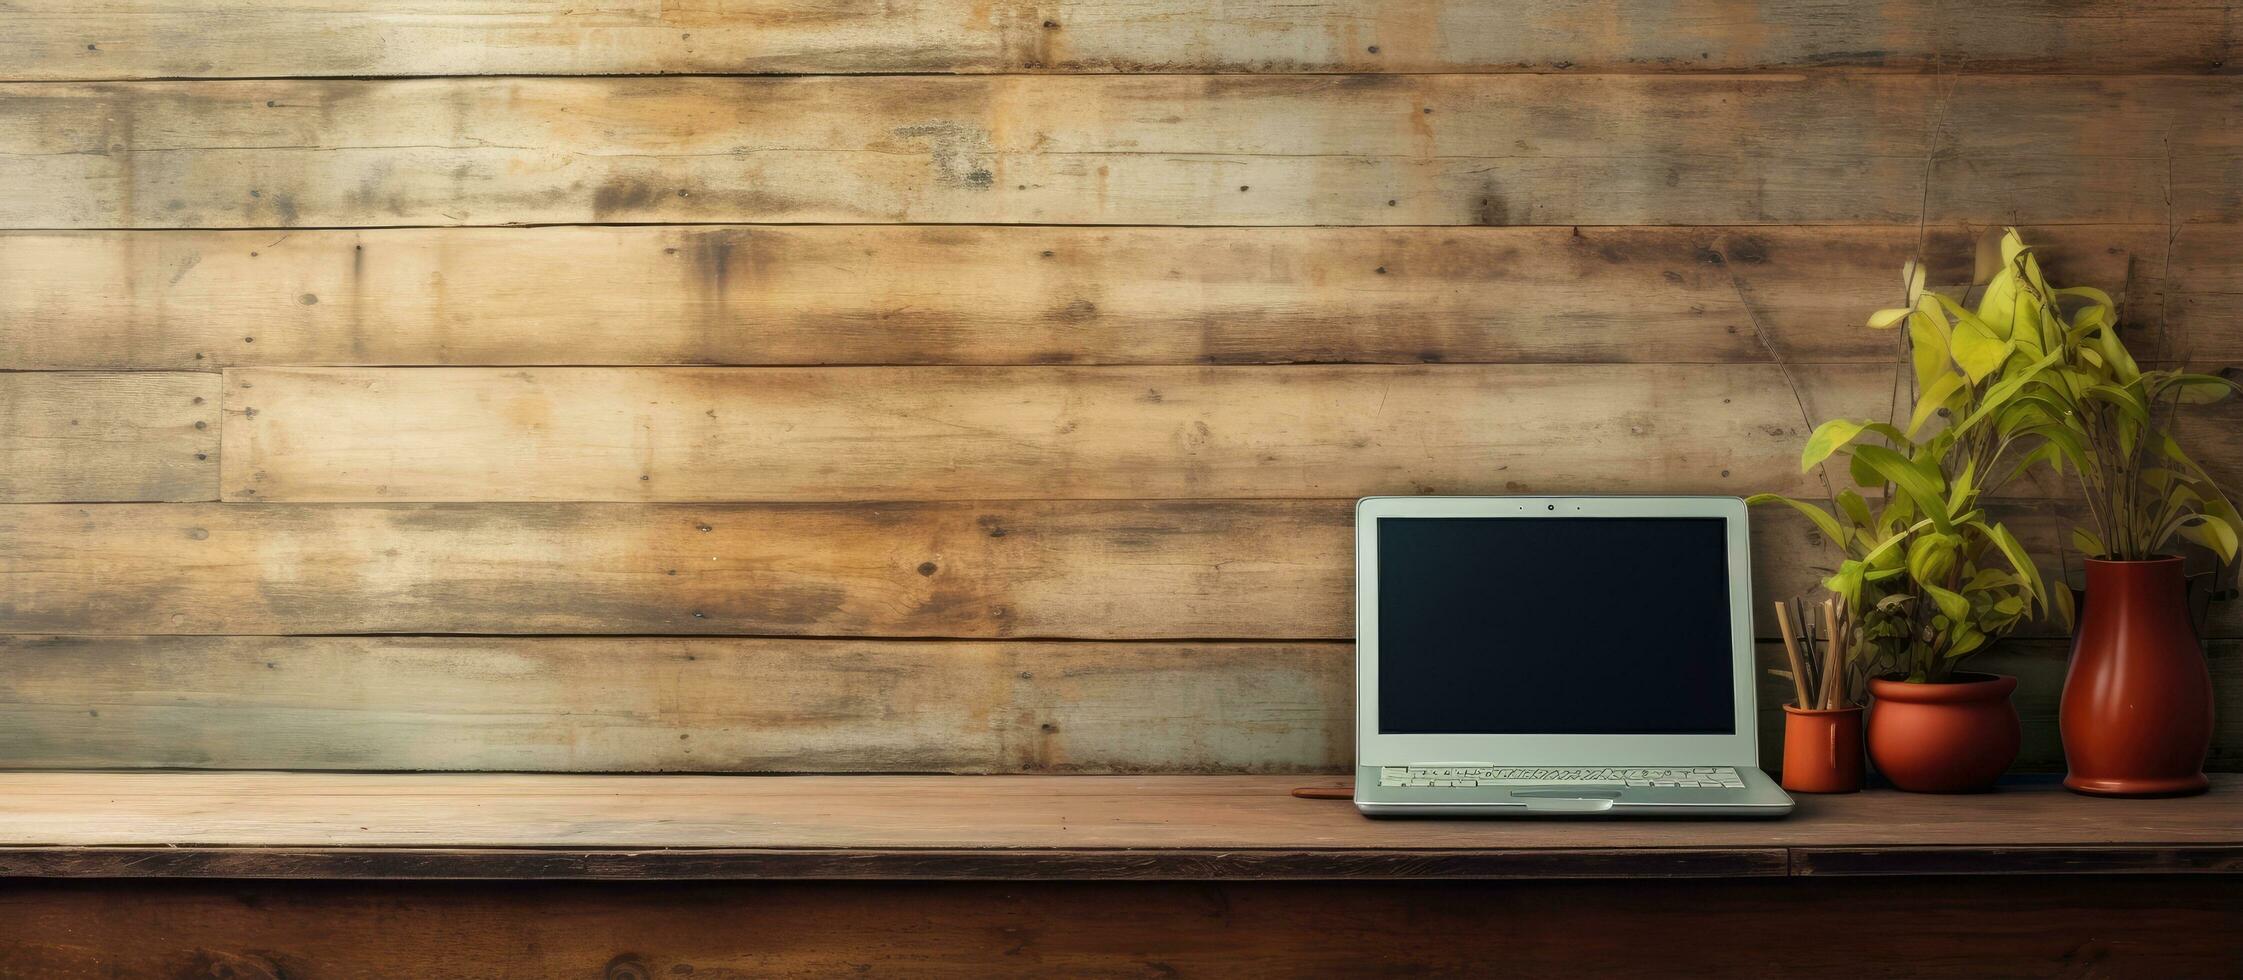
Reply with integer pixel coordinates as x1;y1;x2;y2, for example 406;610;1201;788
1376;516;1736;735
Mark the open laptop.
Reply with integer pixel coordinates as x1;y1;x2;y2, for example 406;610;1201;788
1354;496;1793;817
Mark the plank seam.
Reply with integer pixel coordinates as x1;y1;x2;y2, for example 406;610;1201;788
5;69;2237;85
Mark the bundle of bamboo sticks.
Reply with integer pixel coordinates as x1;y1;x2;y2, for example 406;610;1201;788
1775;597;1852;711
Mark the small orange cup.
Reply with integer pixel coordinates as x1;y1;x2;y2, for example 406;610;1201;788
1781;704;1865;794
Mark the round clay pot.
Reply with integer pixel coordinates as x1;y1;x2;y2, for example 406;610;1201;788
1866;673;2020;793
1781;704;1865;794
2061;557;2213;797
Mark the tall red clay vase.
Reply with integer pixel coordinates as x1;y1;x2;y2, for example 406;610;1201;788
2061;557;2213;797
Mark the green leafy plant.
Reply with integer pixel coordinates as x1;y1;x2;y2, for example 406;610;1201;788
1753;259;2062;684
1966;229;2242;569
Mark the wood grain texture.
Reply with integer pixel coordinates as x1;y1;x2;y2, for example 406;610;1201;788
6;0;2235;78
3;501;2234;640
0;847;1786;881
4;878;2237;977
0;372;218;502
1;772;2237;850
19;845;2243;881
6;223;2221;369
217;364;1896;502
6;74;2239;229
220;363;2242;503
12;844;2241;881
2;636;2232;774
0;500;1349;638
0;635;1349;774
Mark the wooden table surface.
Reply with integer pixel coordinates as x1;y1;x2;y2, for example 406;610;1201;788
1;771;2237;880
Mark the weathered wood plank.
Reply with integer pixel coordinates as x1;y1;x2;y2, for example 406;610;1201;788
2;501;2234;640
0;372;218;502
5;878;2236;977
2;772;2239;850
5;223;2220;369
218;364;1896;502
2;635;2234;774
5;0;2234;79
5;75;2237;228
218;363;2242;504
0;636;1349;774
0;500;1347;638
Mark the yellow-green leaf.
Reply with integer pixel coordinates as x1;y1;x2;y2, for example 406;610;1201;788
1951;324;2013;382
1855;445;1953;531
2071;527;2107;559
1908;309;1952;393
1924;583;1971;622
1999;228;2027;266
1907;533;1960;585
2178;514;2240;563
1954;348;2064;434
1800;419;1868;472
2164;372;2241;405
1836;490;1874;531
1906;372;1966;436
2054;285;2116;309
2095;320;2140;383
1746;493;1846;549
1976;519;2048;608
1963;567;2017;592
2085;383;2150;425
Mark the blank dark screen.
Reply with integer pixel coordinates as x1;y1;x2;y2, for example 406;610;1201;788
1376;517;1735;734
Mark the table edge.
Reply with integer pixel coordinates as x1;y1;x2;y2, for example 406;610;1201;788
3;844;2239;881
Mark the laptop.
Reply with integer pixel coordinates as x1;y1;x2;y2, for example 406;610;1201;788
1353;496;1793;817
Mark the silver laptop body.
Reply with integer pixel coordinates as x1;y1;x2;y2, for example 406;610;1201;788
1354;496;1793;817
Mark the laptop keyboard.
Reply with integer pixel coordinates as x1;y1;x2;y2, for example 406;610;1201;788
1379;766;1744;788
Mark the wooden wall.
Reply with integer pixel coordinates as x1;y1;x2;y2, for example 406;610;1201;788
3;0;2240;775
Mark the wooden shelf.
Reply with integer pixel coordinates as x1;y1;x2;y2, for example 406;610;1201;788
1;772;2236;881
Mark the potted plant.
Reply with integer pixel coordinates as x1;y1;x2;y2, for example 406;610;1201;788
1972;230;2241;796
1753;259;2064;792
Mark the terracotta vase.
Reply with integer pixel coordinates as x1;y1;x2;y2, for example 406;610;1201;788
2061;557;2213;797
1866;673;2020;793
1781;704;1864;794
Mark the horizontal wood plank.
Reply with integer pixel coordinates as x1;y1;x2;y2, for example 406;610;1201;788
0;848;1788;882
0;372;218;502
6;878;2235;977
5;75;2237;228
0;636;1349;774
0;500;1348;638
3;635;2237;773
20;845;2243;880
7;223;2227;368
4;501;2235;641
220;364;2242;503
5;0;2234;79
218;364;1895;502
2;772;2238;850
